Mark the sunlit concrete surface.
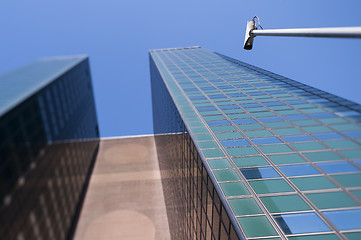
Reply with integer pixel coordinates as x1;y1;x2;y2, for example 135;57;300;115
73;135;171;240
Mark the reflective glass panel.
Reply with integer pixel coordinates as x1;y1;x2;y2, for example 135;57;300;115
312;132;344;140
268;154;306;165
261;195;311;213
206;120;230;126
229;198;263;215
323;209;361;230
232;156;269;167
316;161;359;174
282;135;313;143
220;139;250;147
278;164;320;177
274;213;330;234
249;179;294;194
220;181;250;196
306;191;358;209
214;169;240;182
208;159;232;169
251;137;282;145
238;216;278;238
290;176;337;191
233;118;257;124
240;167;280;179
331;173;361;188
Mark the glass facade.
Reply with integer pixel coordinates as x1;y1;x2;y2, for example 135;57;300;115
150;47;361;240
0;56;99;240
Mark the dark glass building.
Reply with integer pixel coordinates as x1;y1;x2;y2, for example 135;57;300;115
150;47;361;240
0;56;99;240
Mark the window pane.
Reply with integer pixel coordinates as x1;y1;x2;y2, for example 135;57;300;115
219;181;250;196
232;156;269;167
251;137;282;145
331;173;361;188
214;169;240;182
249;179;294;194
220;139;250;147
278;164;320;177
316;161;359;174
290;176;337;191
274;213;330;234
207;159;232;169
240;167;280;180
323;209;361;231
306;191;358;209
237;216;278;238
268;154;306;165
228;198;263;215
261;195;311;213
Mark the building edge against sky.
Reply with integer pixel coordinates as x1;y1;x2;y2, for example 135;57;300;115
150;47;361;240
0;56;99;240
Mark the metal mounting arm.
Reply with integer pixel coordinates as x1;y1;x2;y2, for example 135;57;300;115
243;17;361;50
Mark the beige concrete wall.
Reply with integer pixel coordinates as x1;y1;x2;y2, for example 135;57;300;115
73;135;171;240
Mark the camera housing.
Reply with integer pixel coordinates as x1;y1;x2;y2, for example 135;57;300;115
243;20;256;50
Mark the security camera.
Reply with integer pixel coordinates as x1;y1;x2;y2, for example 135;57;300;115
243;20;256;50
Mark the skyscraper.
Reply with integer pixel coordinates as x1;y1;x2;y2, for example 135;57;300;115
150;47;361;240
0;56;99;240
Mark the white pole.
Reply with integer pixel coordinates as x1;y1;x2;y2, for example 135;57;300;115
251;27;361;38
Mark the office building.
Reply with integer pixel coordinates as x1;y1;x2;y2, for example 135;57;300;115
150;47;361;240
0;56;99;240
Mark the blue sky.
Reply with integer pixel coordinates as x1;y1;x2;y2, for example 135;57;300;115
1;0;360;137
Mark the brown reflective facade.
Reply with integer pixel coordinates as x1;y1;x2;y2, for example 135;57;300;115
0;56;99;240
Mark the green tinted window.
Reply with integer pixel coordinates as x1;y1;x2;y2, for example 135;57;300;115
331;123;361;131
303;151;342;162
288;234;340;240
220;181;250;196
319;118;347;124
268;154;306;165
306;191;358;209
232;156;269;167
245;130;273;138
259;144;293;154
215;131;243;139
338;149;361;159
324;139;359;149
203;115;226;121
198;141;218;149
226;146;258;157
252;112;276;117
261;195;311;213
208;159;232;169
292;119;319;126
229;198;263;215
343;231;361;240
195;134;213;141
302;126;331;133
237;123;264;130
249;179;294;194
214;169;240;182
264;121;292;128
210;125;236;132
202;148;224;158
238;216;278;238
291;142;326;151
331;173;361;188
274;128;303;135
290;176;337;191
191;127;209;134
350;190;361;201
276;110;300;115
